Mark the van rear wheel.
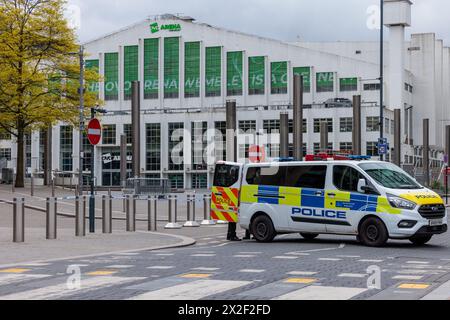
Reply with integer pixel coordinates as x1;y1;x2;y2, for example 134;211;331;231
251;215;276;243
300;233;319;241
358;217;389;247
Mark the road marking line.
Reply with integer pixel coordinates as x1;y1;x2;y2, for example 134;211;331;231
147;266;175;270
239;252;263;255
287;271;318;276
392;275;424;280
398;283;431;289
337;255;361;258
21;263;51;267
284;278;317;284
0;276;144;300
406;261;430;265
233;255;256;258
115;253;140;256
285;252;310;256
129;279;251;300
273;286;367;300
318;258;342;261
272;256;298;260
86;270;118;276
239;269;266;273
155;254;174;256
180;273;212;279
0;274;51;286
191;267;220;271
191;254;216;257
0;268;31;274
358;259;384;263
338;273;368;278
105;265;134;269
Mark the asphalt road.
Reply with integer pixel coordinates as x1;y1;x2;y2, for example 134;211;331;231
0;228;449;300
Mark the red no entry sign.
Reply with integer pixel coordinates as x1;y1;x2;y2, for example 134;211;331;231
249;145;265;163
87;118;102;146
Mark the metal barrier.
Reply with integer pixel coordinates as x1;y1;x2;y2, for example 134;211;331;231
165;195;182;229
124;178;170;195
3;191;221;243
13;197;24;243
46;197;57;240
201;194;216;225
184;194;200;227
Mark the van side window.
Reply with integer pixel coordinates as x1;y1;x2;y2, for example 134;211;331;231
285;166;327;189
333;165;365;193
213;164;240;187
246;166;286;186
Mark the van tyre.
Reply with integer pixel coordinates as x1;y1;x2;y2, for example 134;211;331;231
358;217;389;247
300;233;319;241
409;235;433;246
251;215;276;243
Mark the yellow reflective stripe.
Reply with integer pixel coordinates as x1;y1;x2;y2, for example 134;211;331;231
211;210;226;221
325;190;351;210
222;188;239;206
240;185;258;203
279;187;301;206
377;197;401;214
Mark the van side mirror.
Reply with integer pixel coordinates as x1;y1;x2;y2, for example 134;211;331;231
357;179;378;195
357;179;367;193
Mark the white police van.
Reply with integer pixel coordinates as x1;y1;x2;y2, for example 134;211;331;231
212;160;448;247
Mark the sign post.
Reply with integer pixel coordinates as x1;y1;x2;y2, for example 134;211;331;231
87;118;101;233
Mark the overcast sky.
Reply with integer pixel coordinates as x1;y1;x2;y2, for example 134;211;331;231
67;0;449;46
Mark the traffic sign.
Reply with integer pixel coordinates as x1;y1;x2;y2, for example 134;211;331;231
249;145;265;163
87;118;102;146
378;143;388;155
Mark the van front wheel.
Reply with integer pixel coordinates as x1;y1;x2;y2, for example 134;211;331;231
409;235;433;246
358;217;389;247
251;215;276;243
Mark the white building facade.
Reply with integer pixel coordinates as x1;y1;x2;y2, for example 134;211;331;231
1;1;449;189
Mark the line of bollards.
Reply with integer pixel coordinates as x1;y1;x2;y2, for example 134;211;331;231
11;193;216;243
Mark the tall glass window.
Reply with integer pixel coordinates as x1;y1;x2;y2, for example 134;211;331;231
168;122;184;171
366;142;379;156
168;173;184;189
85;59;99;97
184;42;200;98
248;56;265;95
144;38;159;99
215;121;226;161
340;77;358;92
205;47;221;97
316;72;334;93
191;121;207;170
239;120;256;133
164;37;180;99
124;45;139;100
146;123;161;171
104;53;119;100
59;126;73;172
227;51;243;96
124;124;132;144
102;125;116;145
271;61;288;94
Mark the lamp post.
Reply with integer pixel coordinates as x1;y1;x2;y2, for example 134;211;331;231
78;45;85;195
379;0;385;161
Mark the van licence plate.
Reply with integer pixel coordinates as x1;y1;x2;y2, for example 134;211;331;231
429;219;443;227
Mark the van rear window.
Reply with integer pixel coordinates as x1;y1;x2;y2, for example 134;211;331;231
213;164;240;187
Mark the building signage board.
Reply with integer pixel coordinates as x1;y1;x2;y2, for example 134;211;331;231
151;22;182;34
293;66;311;92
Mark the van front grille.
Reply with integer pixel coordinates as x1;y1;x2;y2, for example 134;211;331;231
418;204;446;219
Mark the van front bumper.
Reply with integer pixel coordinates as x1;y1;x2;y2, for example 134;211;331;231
413;224;448;236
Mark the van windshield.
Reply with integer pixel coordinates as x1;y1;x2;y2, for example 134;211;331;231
359;163;423;190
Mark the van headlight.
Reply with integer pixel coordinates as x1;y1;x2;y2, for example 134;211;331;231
387;194;416;210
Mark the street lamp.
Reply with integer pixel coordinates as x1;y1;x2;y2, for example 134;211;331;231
379;0;385;161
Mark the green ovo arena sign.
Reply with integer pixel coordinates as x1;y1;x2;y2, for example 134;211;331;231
151;22;182;34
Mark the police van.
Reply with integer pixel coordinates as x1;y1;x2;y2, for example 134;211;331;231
211;160;448;247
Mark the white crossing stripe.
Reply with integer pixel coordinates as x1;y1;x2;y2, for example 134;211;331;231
392;275;424;280
406;261;430;265
105;265;134;269
285;252;311;256
272;256;298;260
147;266;175;270
0;276;144;300
287;271;318;276
129;280;251;300
319;258;342;261
239;269;266;273
274;286;367;300
155;254;174;256
239;252;263;255
337;255;361;258
192;254;216;257
338;273;368;278
0;274;51;286
358;259;384;263
233;255;256;258
191;267;220;271
21;263;51;267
